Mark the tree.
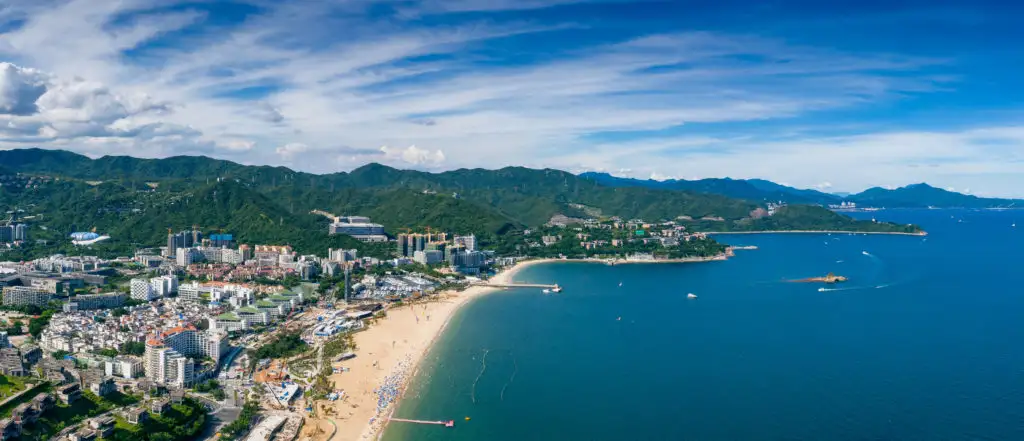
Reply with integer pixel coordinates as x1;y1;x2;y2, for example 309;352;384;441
120;341;146;356
6;322;23;336
112;307;128;317
94;348;118;357
51;350;70;359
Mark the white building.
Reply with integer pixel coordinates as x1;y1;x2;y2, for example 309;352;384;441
150;275;178;298
144;325;229;387
104;357;143;379
454;234;477;252
2;286;52;306
130;278;156;301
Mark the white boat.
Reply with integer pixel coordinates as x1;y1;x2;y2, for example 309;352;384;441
541;289;550;294
551;285;563;293
687;293;697;299
618;282;623;287
818;287;826;292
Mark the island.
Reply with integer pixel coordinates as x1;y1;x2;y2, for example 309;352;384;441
791;273;848;284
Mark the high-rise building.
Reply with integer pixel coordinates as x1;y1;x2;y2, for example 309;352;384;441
166;231;176;257
1;286;51;307
13;224;27;242
144;325;228;387
414;234;426;253
454;234;477;252
130;278;155;301
396;234;409;257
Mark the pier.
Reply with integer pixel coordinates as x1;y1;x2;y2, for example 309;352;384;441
389;418;455;427
473;282;560;289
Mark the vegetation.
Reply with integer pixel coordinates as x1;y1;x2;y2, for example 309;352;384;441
0;148;923;262
0;375;28;398
103;397;207;441
51;350;70;359
28;309;56;338
120;341;146;356
253;330;308;360
94;347;119;357
220;400;259;440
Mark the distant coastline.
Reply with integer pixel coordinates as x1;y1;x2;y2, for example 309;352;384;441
703;230;927;236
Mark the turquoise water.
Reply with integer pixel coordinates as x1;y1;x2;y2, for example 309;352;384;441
383;210;1024;441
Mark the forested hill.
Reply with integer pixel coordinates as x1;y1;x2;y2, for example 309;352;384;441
851;184;1021;208
579;171;841;205
0;149;921;259
578;171;1022;208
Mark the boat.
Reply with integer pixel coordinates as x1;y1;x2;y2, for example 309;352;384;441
541;289;551;294
618;282;623;287
616;317;621;321
551;285;563;293
818;287;826;292
687;293;697;299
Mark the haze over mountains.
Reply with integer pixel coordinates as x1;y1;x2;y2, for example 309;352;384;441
580;172;1022;209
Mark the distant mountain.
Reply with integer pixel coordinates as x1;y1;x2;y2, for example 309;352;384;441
579;172;841;205
850;184;1021;208
0;148;920;258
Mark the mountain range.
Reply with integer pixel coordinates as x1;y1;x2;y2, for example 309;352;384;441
579;172;1021;209
0;148;922;259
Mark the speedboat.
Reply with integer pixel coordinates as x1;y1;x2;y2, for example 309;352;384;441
541;289;550;294
552;285;563;293
687;293;697;299
818;287;826;292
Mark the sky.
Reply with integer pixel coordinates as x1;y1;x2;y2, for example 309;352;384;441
1;0;1023;196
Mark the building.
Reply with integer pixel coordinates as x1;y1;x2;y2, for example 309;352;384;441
88;416;115;438
125;408;148;425
1;286;51;307
413;250;443;265
0;418;20;441
144;325;228;387
328;248;358;263
0;224;28;244
176;247;198;266
32;394;55;412
57;383;82;404
130;278;155;301
0;348;24;376
450;250;486;273
67;292;126;311
151;275;178;297
329;219;386;242
11;403;38;425
88;376;117;397
104;357;144;379
453;234;477;252
150;399;170;415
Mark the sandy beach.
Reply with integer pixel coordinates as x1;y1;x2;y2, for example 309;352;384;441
308;258;552;441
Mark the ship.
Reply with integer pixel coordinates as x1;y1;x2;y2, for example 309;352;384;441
687;293;698;299
551;285;563;293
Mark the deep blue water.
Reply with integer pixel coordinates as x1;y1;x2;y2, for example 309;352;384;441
384;209;1024;441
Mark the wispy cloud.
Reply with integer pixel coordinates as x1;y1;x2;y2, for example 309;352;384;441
1;0;1018;195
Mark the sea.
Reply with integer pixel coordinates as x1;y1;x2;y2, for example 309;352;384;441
382;209;1024;441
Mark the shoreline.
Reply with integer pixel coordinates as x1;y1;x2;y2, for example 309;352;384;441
703;230;927;236
326;254;731;440
321;259;541;441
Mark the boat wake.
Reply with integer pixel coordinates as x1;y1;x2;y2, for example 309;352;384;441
471;349;489;404
500;353;518;402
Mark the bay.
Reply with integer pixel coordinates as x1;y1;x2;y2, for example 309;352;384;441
383;209;1024;441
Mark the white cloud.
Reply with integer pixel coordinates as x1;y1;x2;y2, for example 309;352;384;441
275;142;308;158
0;0;1019;195
219;140;255;152
0;62;49;115
379;145;446;166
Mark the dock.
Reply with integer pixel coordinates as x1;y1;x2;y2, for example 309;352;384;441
389;418;455;427
473;283;559;289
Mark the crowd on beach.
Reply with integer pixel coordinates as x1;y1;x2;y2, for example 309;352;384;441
364;356;414;438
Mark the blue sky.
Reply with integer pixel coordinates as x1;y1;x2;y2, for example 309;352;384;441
1;0;1023;196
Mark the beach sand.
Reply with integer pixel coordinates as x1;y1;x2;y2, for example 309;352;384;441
308;259;553;441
